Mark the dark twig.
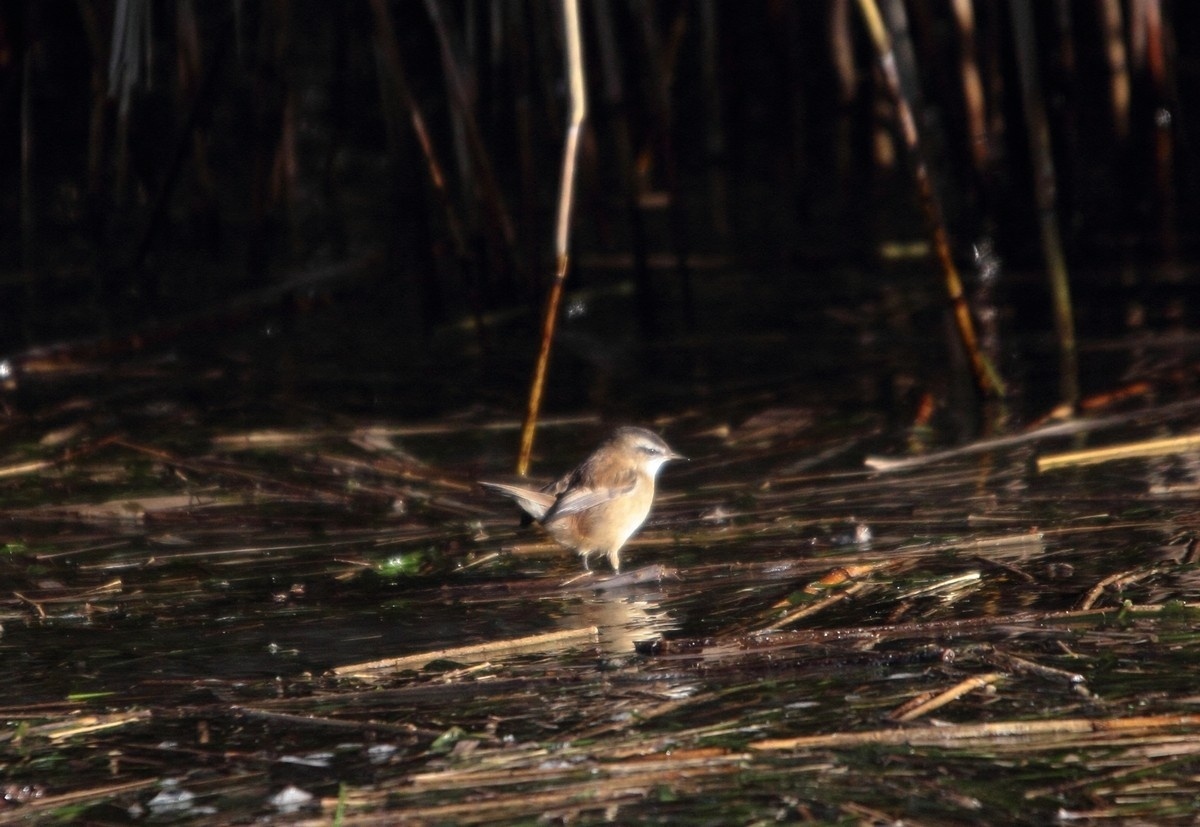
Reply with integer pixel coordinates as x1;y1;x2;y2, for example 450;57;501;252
1011;0;1079;409
856;0;1004;399
423;0;524;284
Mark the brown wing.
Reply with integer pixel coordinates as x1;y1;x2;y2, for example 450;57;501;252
543;467;639;522
514;470;576;526
540;469;576;498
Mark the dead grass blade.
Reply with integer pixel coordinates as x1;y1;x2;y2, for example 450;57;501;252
651;602;1200;660
1077;567;1162;610
758;581;872;632
230;706;429;736
750;712;1200;751
332;626;599;675
317;750;751;825
866;398;1200;472
978;647;1088;687
0;710;154;745
1038;432;1200;472
0;459;54;478
890;672;1005;722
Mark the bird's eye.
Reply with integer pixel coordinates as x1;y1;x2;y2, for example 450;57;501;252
639;444;661;455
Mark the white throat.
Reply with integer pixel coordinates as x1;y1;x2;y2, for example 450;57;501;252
643;456;671;477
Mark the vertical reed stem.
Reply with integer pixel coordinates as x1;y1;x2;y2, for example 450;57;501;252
1011;0;1078;409
1135;0;1177;258
856;0;1004;399
951;0;989;177
369;0;468;258
1099;0;1131;142
517;0;587;476
423;0;524;284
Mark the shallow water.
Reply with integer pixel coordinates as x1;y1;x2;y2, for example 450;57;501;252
3;263;1200;823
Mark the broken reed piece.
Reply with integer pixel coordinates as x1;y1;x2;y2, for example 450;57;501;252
1037;432;1200;473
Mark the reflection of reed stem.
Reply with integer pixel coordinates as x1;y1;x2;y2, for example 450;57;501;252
368;0;467;258
856;0;1005;399
423;0;523;280
1099;0;1131;142
592;0;655;338
1011;0;1078;409
1136;0;1178;258
951;0;989;177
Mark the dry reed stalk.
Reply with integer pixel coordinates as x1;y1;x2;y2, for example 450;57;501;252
212;414;603;450
591;0;656;338
631;0;695;328
1135;0;1178;256
979;648;1086;686
855;0;1004;399
1099;0;1131;141
728;601;1200;657
422;0;520;266
112;438;354;503
1077;567;1161;611
23;710;155;742
1037;433;1200;473
128;13;230;279
1011;0;1078;409
951;0;989;176
865;398;1200;471
230;706;430;736
0;459;53;478
750;712;1200;751
0;778;161;821
758;582;870;633
517;0;587;476
891;672;1004;722
332;625;599;675
698;0;729;238
328;763;740;824
1022;750;1193;799
368;0;468;259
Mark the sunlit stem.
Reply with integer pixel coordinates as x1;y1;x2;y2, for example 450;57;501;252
518;0;587;476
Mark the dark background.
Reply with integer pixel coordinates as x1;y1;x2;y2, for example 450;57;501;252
0;0;1195;421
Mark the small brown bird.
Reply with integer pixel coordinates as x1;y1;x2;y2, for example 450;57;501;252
480;426;685;572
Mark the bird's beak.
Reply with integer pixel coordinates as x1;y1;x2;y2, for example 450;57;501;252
668;450;688;462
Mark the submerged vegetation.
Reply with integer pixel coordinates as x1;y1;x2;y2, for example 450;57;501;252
3;374;1200;822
